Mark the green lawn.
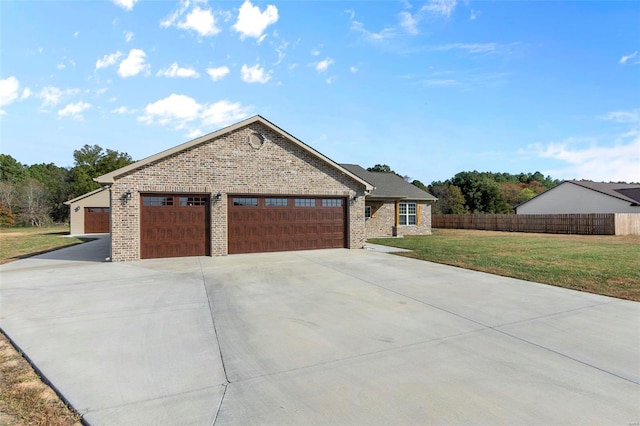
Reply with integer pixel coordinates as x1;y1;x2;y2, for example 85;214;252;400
369;229;640;301
0;225;88;264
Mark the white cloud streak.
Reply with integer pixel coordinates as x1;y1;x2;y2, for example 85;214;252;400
58;102;91;120
206;66;230;81
399;11;419;35
234;0;278;40
619;51;638;65
420;0;457;17
96;51;123;70
157;63;200;78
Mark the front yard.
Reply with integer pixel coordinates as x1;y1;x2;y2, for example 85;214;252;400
369;229;640;301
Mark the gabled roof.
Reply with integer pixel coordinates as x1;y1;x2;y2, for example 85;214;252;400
568;180;640;204
63;186;109;205
95;115;373;191
517;180;640;209
340;164;437;201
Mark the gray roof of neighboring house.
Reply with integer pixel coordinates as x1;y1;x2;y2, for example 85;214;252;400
517;180;640;209
340;164;437;201
568;180;640;204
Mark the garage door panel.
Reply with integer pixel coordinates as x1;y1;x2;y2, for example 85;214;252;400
84;207;110;234
228;196;347;254
140;194;210;259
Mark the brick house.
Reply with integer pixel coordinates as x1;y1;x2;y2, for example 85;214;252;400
95;116;373;261
341;164;437;237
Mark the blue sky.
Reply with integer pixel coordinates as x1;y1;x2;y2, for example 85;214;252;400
1;0;639;184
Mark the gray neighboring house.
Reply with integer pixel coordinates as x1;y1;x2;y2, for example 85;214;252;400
516;180;640;214
341;164;437;237
64;187;110;235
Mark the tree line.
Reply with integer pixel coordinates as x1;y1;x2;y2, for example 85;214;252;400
0;145;133;227
367;164;559;214
0;154;559;227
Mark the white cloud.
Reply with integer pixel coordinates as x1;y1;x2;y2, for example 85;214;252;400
112;0;138;11
96;51;123;70
348;11;395;43
315;58;334;73
118;49;149;78
58;102;91;120
399;11;419;35
420;0;457;17
57;63;66;70
311;48;320;57
157;62;200;78
21;88;31;99
39;86;80;107
201;100;251;126
179;6;220;37
112;106;137;114
233;0;278;40
74;31;79;37
187;129;203;138
0;77;20;110
350;66;358;73
435;43;498;54
124;31;134;42
533;136;640;182
619;51;638;65
240;64;271;83
602;108;640;124
470;9;480;20
138;94;251;131
207;66;230;81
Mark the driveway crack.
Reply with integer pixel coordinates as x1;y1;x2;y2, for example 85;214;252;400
198;259;230;425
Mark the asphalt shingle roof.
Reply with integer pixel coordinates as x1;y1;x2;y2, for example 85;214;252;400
340;164;437;201
568;180;640;204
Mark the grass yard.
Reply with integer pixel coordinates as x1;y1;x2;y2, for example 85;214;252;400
369;229;640;301
0;226;87;264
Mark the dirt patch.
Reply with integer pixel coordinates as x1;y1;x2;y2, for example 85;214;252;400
0;332;81;426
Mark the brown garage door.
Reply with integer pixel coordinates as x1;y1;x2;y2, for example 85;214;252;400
84;207;110;233
228;196;347;254
140;194;210;259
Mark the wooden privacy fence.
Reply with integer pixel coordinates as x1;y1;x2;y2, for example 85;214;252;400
432;213;626;235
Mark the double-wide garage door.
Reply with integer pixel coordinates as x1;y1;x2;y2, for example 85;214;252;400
228;196;347;254
140;194;347;258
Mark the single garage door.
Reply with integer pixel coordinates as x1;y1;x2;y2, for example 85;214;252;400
228;196;347;254
140;194;210;259
84;207;110;233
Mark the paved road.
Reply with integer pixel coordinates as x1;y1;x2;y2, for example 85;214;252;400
1;237;638;425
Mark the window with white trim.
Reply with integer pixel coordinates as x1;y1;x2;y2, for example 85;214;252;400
399;202;417;225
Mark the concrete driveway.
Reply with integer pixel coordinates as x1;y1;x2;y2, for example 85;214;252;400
1;237;638;425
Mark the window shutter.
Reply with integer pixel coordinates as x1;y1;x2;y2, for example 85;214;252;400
417;203;422;225
395;201;399;226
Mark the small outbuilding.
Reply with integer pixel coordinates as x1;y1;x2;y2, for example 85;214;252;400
64;187;110;235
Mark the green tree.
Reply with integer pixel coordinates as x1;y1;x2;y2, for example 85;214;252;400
367;164;394;173
429;183;468;214
28;163;71;222
0;154;28;182
69;145;133;197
